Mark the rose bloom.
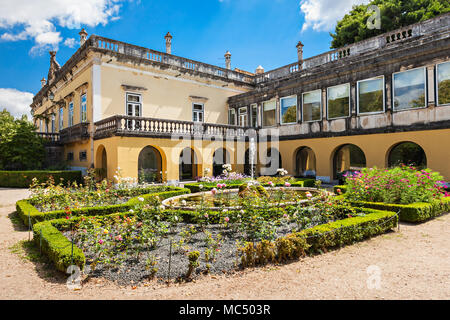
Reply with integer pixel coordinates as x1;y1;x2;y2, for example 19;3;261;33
98;239;104;245
224;217;230;222
285;182;291;187
211;188;217;195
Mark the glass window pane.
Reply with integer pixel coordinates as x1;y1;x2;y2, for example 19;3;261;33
437;62;450;106
393;68;426;110
303;90;321;122
229;109;236;125
280;96;297;124
358;77;384;114
135;105;140;116
193;104;203;111
251;104;257;127
263;101;276;127
327;84;350;119
127;94;140;103
127;104;133;115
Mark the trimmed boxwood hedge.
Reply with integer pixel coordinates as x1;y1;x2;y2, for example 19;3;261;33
17;186;190;227
33;219;86;272
38;206;398;273
0;170;82;188
346;197;450;223
239;207;398;267
184;178;317;193
333;185;450;222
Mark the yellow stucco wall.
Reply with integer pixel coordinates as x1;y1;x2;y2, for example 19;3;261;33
278;128;450;181
99;57;250;124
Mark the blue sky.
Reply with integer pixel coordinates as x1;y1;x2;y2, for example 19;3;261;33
0;0;368;118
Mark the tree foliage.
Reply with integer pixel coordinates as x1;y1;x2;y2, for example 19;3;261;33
330;0;450;48
0;109;45;170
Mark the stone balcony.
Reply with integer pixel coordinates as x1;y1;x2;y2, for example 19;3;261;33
59;122;90;144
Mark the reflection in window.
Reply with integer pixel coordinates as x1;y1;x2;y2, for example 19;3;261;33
437;62;450;106
238;107;248;127
302;90;321;122
263;100;276;127
81;94;87;122
327;83;350;119
228;108;236;125
68;102;74;127
393;68;426;110
280;96;297;124
251;104;258;127
358;76;384;114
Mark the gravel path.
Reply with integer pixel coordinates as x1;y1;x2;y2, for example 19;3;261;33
0;188;449;300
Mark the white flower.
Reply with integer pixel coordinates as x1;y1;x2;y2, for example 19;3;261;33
138;197;144;202
181;200;187;206
199;184;203;190
129;209;134;213
159;205;165;211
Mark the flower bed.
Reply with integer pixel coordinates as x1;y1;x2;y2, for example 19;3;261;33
17;186;190;227
184;177;317;193
31;194;397;282
334;167;450;222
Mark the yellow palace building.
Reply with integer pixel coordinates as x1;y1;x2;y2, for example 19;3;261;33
31;13;450;184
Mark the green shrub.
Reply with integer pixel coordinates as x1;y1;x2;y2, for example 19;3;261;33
17;187;190;227
346;197;450;223
33;220;85;272
238;207;397;267
0;170;82;188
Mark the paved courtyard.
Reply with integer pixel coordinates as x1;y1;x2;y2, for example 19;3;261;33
0;188;449;300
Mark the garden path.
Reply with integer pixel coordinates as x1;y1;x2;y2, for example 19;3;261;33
0;188;448;300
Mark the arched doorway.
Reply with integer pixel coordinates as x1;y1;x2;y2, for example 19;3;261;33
138;146;162;183
261;148;282;176
212;148;230;177
388;142;427;168
179;148;198;181
95;145;108;181
333;144;366;179
295;147;316;178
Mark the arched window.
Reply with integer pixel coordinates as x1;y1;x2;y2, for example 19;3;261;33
388;142;426;168
138;146;162;183
212;148;230;177
295;147;316;177
333;144;366;179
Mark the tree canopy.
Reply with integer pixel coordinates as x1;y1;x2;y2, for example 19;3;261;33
330;0;450;48
0;109;45;170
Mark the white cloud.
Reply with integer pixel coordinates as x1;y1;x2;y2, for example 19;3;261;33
300;0;370;32
64;37;76;48
0;88;34;119
0;0;125;52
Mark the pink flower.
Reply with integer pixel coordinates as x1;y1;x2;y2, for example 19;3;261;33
224;217;230;222
285;182;291;187
115;235;123;241
211;188;217;195
268;181;273;186
98;239;104;245
204;213;209;218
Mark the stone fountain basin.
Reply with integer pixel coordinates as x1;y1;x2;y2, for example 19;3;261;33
161;187;327;211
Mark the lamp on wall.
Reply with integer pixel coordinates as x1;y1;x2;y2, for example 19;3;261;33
48;92;55;101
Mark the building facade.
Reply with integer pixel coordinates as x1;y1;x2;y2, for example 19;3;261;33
31;14;450;183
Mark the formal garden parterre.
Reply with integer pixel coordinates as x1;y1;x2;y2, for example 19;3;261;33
15;166;449;285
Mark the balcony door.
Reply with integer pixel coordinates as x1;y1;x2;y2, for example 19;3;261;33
126;93;142;130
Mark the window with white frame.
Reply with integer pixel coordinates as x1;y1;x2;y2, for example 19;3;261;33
250;104;258;127
302;90;322;122
81;94;87;122
51;114;55;133
238;107;248;127
228;108;236;125
327;83;350;119
280;96;297;124
59;107;64;130
393;67;426;110
68;102;74;127
357;76;385;114
262;100;276;127
39;119;43;132
192;103;204;122
437;61;450;106
126;93;142;130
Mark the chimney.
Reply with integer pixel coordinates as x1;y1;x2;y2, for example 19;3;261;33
165;32;173;54
224;51;231;70
79;28;88;46
255;65;265;75
296;41;304;68
40;77;46;88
